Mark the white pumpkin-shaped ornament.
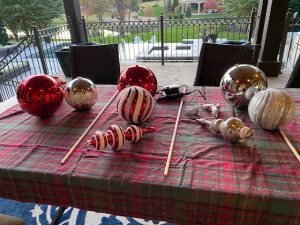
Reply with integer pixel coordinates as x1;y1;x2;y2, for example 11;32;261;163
248;88;296;130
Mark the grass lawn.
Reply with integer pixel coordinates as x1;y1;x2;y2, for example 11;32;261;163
89;25;247;44
152;5;164;17
139;0;165;17
139;5;164;17
191;13;226;19
140;0;163;8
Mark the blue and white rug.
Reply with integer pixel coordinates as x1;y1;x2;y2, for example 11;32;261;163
0;198;174;225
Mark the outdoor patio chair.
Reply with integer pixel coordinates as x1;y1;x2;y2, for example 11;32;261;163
285;54;300;88
70;43;120;84
194;43;261;86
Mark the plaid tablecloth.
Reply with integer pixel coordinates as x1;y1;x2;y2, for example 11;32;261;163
0;86;299;225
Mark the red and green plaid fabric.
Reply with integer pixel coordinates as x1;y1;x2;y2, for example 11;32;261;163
0;86;299;225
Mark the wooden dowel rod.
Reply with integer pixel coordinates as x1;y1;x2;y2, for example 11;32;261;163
164;87;186;176
279;127;300;163
61;90;119;164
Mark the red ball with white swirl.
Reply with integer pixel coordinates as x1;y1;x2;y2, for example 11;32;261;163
106;125;125;151
117;86;155;124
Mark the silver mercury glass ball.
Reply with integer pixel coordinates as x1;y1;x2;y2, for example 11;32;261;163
220;64;268;109
64;77;99;111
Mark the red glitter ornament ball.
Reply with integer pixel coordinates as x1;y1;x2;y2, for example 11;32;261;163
118;65;157;96
17;74;64;117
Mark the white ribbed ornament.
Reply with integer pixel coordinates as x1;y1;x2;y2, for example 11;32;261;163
248;88;296;130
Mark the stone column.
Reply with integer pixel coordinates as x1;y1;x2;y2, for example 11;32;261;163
256;0;289;76
253;0;268;45
63;0;87;44
198;3;201;14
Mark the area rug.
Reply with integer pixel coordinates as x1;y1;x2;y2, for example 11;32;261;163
0;198;174;225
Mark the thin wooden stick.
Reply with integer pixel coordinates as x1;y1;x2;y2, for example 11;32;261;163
164;87;186;176
279;127;300;163
61;90;119;164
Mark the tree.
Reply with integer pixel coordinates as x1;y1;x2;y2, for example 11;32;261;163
0;19;8;46
204;0;220;10
221;0;258;16
144;6;153;17
80;0;140;22
185;6;191;18
0;0;64;41
80;0;107;21
173;0;179;7
80;0;95;18
129;0;139;12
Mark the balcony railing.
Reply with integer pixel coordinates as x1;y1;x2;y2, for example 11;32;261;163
279;14;300;69
0;24;70;102
85;15;254;62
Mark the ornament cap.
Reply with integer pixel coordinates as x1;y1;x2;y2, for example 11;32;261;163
239;126;253;139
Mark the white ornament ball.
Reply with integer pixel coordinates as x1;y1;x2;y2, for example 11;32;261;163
117;86;155;123
248;88;296;130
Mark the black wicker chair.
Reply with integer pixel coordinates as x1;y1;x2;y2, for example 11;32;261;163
285;54;300;88
70;43;120;84
193;43;261;86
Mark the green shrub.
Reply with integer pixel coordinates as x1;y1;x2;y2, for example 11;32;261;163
179;13;184;19
185;6;192;18
0;20;8;46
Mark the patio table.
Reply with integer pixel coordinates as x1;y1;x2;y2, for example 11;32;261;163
0;86;299;225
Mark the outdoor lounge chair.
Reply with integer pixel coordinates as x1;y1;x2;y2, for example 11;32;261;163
70;43;120;84
193;43;261;86
285;54;300;88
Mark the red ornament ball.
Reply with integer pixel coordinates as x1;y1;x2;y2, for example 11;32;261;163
117;86;155;124
50;75;67;90
17;74;64;117
118;65;157;96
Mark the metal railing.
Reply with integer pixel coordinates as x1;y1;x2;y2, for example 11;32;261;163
0;14;255;102
0;24;71;101
279;9;300;69
85;13;255;62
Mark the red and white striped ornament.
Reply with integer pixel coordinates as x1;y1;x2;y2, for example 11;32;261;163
106;125;125;150
117;86;155;124
92;131;108;150
87;125;156;151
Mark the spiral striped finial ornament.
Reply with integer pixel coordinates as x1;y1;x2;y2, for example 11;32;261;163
106;125;125;150
87;125;156;151
196;117;253;143
117;86;155;124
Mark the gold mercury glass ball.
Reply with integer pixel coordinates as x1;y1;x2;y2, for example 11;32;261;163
64;77;99;111
220;64;268;109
